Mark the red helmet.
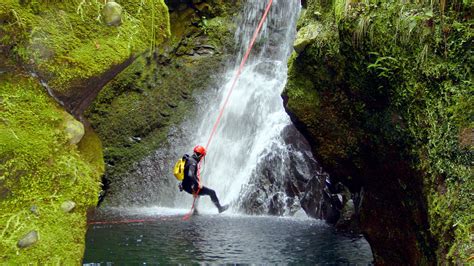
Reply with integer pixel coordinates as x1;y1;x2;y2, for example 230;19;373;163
193;145;207;156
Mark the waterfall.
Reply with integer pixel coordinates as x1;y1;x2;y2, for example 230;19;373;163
174;0;324;215
105;0;327;218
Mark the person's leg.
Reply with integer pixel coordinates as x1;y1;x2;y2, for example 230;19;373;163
198;186;220;206
198;186;228;213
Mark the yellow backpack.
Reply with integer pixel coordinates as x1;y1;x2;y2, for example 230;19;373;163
173;155;187;181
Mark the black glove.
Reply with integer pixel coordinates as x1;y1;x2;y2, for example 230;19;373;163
178;183;183;192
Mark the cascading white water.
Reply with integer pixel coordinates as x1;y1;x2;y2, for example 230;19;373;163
106;0;326;216
173;0;321;213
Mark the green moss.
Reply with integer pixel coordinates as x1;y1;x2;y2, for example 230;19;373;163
77;126;105;175
284;52;319;123
0;0;172;262
0;72;102;263
285;0;473;263
0;0;170;93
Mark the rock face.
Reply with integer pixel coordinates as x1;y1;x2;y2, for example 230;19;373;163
237;125;342;220
284;0;472;264
0;64;104;264
0;0;171;118
0;0;170;263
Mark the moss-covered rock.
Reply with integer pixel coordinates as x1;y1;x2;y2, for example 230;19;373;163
284;0;473;264
102;0;123;26
293;22;324;53
0;0;170;117
0;0;170;262
64;113;85;145
0;65;103;263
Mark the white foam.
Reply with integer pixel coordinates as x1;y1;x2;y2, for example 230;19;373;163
174;0;303;214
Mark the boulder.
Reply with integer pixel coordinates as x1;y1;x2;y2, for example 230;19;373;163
293;23;322;53
64;113;85;145
61;200;76;213
102;0;123;26
17;231;39;248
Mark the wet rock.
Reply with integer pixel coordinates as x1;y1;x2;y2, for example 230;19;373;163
195;46;215;55
238;126;327;217
64;113;85;145
130;136;142;143
335;199;361;233
180;91;190;99
300;175;338;221
268;192;286;216
102;0;123;26
293;22;322;53
340;199;355;219
200;44;215;50
17;231;39;248
61;200;76;213
159;111;170;117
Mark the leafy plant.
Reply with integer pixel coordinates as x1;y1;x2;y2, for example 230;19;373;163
198;16;210;34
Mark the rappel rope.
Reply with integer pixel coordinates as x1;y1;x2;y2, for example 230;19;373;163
183;0;274;220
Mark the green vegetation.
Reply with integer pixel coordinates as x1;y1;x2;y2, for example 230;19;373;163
0;0;170;93
0;0;171;262
285;0;472;263
0;72;103;263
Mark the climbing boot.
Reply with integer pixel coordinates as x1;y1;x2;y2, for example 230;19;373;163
218;204;229;214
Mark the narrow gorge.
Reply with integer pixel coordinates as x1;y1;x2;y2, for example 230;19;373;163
1;0;472;264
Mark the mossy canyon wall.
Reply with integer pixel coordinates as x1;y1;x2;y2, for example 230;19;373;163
0;0;169;263
1;0;472;264
1;0;241;262
284;0;472;264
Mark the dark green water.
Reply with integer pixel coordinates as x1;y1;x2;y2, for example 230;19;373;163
83;207;372;264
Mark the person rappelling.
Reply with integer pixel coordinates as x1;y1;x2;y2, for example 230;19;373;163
174;145;229;214
173;0;273;219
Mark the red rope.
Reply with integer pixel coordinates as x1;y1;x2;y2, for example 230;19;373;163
205;0;274;151
182;162;202;220
88;219;158;225
183;0;274;220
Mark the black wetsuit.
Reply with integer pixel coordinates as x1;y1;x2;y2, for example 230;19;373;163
182;154;223;209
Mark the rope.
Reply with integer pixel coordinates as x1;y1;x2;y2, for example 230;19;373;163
182;162;202;220
88;219;158;225
205;0;274;151
183;0;274;220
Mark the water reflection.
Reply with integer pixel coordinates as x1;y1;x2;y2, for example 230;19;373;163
84;209;372;264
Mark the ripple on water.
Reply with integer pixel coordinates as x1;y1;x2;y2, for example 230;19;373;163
83;209;373;265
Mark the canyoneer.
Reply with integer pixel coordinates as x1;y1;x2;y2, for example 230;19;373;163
175;145;229;213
